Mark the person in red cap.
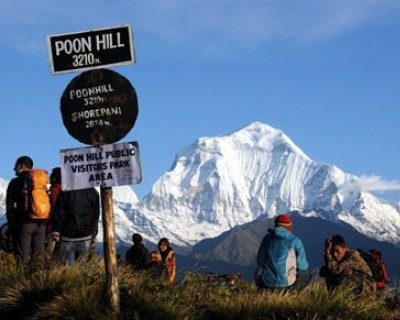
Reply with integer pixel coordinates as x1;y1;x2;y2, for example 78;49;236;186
254;213;309;292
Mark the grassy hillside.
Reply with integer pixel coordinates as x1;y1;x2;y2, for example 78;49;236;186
0;252;399;320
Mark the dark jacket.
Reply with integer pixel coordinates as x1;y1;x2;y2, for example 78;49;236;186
52;188;100;239
125;243;150;270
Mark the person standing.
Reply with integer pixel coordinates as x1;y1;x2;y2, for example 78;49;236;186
125;233;150;271
6;156;48;265
51;187;100;264
158;238;176;284
254;214;309;291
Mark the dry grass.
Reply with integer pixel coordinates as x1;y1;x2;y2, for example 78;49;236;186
0;252;398;320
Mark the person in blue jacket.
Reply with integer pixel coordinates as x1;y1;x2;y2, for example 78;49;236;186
254;214;309;291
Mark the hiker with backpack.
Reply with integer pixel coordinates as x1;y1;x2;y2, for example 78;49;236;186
321;235;376;296
6;156;50;265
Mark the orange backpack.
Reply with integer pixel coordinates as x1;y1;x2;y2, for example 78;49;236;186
23;169;51;219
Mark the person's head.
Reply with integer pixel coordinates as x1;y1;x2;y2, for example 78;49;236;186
150;251;162;263
275;214;293;232
14;156;33;176
50;167;61;184
132;233;142;244
329;235;349;261
158;238;170;252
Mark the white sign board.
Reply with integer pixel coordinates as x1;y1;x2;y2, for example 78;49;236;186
61;141;142;190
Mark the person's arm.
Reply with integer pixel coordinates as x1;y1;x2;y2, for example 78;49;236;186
51;192;66;242
125;247;133;265
165;250;176;283
5;180;17;227
325;250;356;275
143;248;151;267
256;235;268;268
295;238;309;271
91;189;100;235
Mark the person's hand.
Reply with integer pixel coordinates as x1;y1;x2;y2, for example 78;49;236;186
52;232;60;243
325;238;332;254
344;268;353;276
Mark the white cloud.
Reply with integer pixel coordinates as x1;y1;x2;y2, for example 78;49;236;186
358;175;400;192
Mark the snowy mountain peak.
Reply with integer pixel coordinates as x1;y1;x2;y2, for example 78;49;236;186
132;121;400;247
231;122;310;160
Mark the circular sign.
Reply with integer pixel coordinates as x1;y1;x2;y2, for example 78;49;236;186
60;68;138;145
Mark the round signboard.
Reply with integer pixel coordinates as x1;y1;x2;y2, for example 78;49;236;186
60;68;138;145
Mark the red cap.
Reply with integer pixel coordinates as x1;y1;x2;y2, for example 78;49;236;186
275;214;293;232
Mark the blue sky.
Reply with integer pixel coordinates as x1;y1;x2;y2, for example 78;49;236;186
1;1;400;202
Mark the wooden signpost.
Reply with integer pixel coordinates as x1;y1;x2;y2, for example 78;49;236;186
49;25;139;315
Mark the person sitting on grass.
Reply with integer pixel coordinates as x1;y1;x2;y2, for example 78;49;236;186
145;251;167;280
158;238;176;284
125;233;150;271
322;234;376;296
254;214;310;292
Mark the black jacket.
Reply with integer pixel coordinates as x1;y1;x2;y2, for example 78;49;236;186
52;188;100;239
125;243;150;270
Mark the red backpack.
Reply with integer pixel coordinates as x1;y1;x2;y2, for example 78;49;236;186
357;248;388;290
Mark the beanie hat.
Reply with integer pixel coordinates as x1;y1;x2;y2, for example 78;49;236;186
275;214;293;231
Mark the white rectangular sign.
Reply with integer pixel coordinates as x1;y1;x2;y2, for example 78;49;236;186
61;141;142;190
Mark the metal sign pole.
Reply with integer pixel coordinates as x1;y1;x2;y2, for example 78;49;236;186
101;186;120;314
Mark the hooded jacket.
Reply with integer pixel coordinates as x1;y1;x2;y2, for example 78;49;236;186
256;227;309;288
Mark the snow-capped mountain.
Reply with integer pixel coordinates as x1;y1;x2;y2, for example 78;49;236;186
1;122;400;252
132;121;400;248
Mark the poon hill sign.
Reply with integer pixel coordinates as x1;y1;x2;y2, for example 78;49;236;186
47;25;135;75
